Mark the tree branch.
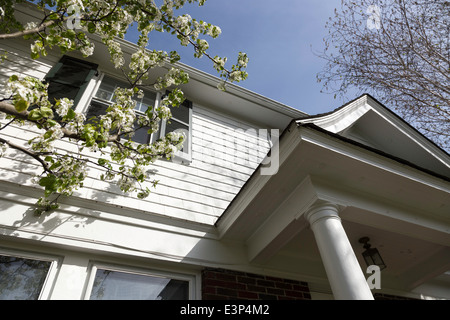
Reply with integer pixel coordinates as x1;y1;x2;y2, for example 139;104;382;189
0;19;58;40
0;135;52;173
0;101;120;142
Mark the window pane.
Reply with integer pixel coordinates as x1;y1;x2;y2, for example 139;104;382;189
95;76;156;114
132;123;151;144
89;269;189;300
94;76;118;102
165;120;189;153
135;93;156;113
47;81;84;102
48;58;95;87
0;255;51;300
86;102;152;144
46;57;97;104
86;101;108;122
171;104;190;124
150;124;162;144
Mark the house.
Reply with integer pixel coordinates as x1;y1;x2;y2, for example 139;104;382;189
0;3;449;300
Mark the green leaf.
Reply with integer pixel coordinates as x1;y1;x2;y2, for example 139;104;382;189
49;13;59;20
40;107;54;118
39;175;58;192
87;22;96;33
46;119;58;127
14;99;29;112
28;109;43;121
9;75;19;82
65;108;76;120
30;51;39;60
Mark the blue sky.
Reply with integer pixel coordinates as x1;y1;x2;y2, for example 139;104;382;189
129;0;353;116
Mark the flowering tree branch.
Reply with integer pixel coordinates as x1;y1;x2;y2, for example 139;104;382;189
0;0;249;214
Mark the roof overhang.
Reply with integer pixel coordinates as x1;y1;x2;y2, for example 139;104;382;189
217;96;450;295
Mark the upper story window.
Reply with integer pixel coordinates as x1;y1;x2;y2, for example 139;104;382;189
86;74;192;162
45;55;98;106
152;92;192;159
42;56;193;163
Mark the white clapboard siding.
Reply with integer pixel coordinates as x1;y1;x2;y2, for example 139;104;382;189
0;40;272;226
0;42;59;84
192;106;271;174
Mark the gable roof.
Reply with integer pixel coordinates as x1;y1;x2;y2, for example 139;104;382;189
215;94;450;296
296;94;450;180
217;94;450;231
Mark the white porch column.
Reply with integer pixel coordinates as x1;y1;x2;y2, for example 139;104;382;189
305;202;374;300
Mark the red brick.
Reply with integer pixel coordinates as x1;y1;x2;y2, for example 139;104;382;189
266;288;285;296
285;290;305;298
256;279;275;287
238;291;259;299
266;276;284;282
205;279;239;289
201;268;311;300
258;293;277;300
292;284;309;292
247;285;267;293
275;282;293;290
217;287;238;298
203;294;230;300
202;286;217;294
216;272;237;282
237;276;256;285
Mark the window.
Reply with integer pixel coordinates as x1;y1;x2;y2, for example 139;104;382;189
152;93;192;161
85;264;193;300
45;55;98;106
87;75;157;144
0;253;57;300
87;74;192;162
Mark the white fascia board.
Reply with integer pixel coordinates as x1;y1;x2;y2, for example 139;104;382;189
297;94;450;170
296;95;371;133
363;96;450;169
299;125;450;194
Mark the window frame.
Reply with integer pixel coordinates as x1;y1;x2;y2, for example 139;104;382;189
82;261;197;300
0;248;61;300
154;96;193;164
85;72;193;163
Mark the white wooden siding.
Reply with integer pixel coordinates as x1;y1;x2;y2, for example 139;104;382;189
0;41;59;85
0;39;271;226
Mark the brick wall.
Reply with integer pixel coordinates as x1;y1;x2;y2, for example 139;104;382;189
201;268;311;300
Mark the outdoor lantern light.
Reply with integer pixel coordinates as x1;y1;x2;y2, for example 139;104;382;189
358;237;387;270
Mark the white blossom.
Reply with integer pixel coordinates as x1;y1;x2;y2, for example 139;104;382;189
80;42;95;57
55;98;73;117
25;22;38;30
